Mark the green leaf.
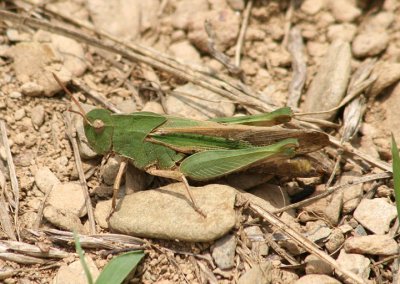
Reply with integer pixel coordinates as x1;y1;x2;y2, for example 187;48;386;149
391;134;400;223
95;251;145;284
74;232;94;284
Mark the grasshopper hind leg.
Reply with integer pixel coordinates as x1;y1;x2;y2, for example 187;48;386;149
145;168;206;218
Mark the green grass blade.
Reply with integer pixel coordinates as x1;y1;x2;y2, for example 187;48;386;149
74;232;94;284
95;251;145;284
391;134;400;223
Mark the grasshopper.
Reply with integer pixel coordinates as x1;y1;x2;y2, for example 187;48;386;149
54;74;328;216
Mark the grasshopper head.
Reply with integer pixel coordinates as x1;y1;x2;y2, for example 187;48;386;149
84;109;113;155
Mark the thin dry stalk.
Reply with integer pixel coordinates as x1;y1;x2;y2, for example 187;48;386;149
0;121;20;240
248;201;365;284
71;79;122;113
33;184;54;230
234;0;253;67
273;172;391;214
63;113;96;234
0;170;16;240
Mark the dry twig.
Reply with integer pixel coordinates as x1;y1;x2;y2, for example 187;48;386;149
63;113;96;234
234;0;253;67
0;120;20;240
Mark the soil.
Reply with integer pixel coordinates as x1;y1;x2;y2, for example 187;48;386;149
1;0;400;283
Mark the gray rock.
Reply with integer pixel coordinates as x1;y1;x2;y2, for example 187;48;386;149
353;198;397;235
211;234;237;270
336;249;370;280
352;31;389;58
344;235;399;255
31;105;45;129
109;183;236;242
53;256;99;284
302;40;351;120
46;182;87;217
305;255;334;275
34;167;60;193
295;274;340;284
166;83;235;120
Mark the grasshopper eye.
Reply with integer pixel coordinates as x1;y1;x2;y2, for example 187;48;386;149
93;119;105;133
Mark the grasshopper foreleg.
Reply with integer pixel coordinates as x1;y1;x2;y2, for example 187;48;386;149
112;160;128;210
145;168;206;217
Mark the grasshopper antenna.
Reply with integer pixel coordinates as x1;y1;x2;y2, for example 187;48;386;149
52;73;94;127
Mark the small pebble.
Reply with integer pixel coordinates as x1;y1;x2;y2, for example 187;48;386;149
9;91;22;99
14;108;26;121
31;105;45;128
352;31;389;58
20;82;44;97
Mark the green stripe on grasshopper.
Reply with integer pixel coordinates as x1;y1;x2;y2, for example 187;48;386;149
209;107;293;126
180;138;298;181
149;133;252;152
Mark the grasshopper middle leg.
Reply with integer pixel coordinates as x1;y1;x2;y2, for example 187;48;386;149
145;167;206;217
111;160;128;210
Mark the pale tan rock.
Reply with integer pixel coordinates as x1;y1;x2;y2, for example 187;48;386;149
168;41;201;64
53;256;99;284
6;42;72;97
142;101;165;114
34;167;60;193
296;274;340;284
301;0;327;15
340;171;363;214
87;0;140;40
329;0;361;22
303;40;351;120
171;0;209;30
46;183;87;217
352;31;389;58
30;105;45;129
344;235;399;255
369;61;400;97
336;250;370;280
238;262;273;284
188;9;240;52
109;183;236;242
305;255;334;275
325;228;345;253
44;206;86;233
94;200;112;229
353;198;397;234
327;24;357;42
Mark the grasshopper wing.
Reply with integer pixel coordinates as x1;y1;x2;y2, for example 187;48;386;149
179;138;298;181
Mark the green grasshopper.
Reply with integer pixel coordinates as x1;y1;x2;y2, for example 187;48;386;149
54;74;328;216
